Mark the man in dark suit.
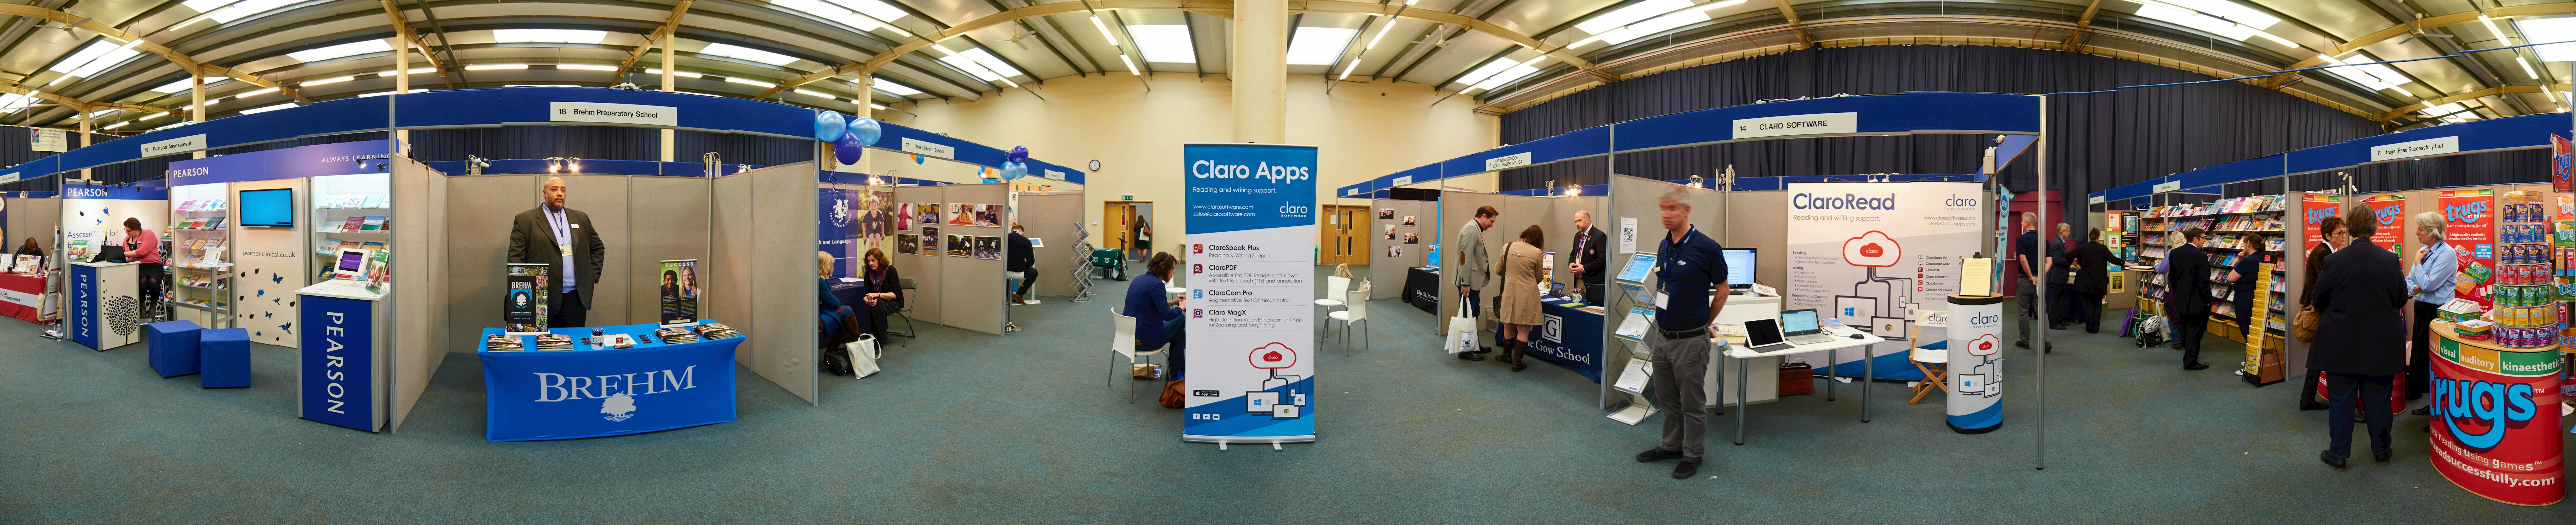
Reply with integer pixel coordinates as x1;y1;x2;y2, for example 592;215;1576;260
1008;222;1037;304
1567;210;1608;301
510;177;606;328
2166;227;2213;370
2307;206;2408;469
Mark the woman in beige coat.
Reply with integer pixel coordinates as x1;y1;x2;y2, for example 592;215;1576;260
1493;225;1546;371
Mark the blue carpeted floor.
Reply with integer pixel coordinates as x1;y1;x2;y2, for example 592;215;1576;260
3;265;2569;522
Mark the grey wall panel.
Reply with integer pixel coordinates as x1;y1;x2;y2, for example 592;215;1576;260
5;196;60;250
1723;191;1786;290
556;175;634;325
711;173;756;367
940;184;1009;335
390;158;436;432
892;186;944;326
1367;199;1427;300
442;175;538;355
1015;192;1083;299
747;163;819;404
626;177;713;326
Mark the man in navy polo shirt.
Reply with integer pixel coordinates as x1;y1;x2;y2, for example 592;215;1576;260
1633;186;1729;480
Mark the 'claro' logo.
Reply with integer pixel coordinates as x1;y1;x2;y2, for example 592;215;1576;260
1191;160;1310;183
2445;200;2489;224
1968;311;1999;326
1791;193;1896;210
2430;376;2537;449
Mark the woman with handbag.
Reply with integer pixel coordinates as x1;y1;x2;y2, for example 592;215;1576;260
2069;228;2116;333
856;248;904;346
2293;215;2346;410
1491;225;1547;372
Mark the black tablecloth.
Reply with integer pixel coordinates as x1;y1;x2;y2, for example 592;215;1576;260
1403;267;1441;314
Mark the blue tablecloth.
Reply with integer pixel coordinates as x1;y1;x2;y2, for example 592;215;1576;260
477;320;745;441
1527;297;1606;383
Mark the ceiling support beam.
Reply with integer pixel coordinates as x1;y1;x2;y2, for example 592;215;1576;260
1773;0;1812;50
0;84;174;115
378;0;454;89
2373;84;2571;121
2062;0;2106;47
2259;3;2576;89
0;3;309;104
614;0;697;83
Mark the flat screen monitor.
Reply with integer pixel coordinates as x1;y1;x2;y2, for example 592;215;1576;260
1722;248;1756;288
237;188;294;227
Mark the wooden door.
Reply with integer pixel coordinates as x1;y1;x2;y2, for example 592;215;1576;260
1104;202;1136;258
1316;205;1366;266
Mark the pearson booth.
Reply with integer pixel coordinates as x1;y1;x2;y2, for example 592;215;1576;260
1338;93;2033;440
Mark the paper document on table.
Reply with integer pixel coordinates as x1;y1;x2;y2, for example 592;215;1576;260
1613;358;1653;395
1960;257;1995;296
1713;322;1748;345
1614;307;1654;339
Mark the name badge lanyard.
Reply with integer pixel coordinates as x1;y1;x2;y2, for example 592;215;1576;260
1655;226;1697;308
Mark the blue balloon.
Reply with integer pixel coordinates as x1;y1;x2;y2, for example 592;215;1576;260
1001;161;1027;180
813;111;847;142
1008;145;1029;163
850;117;883;146
834;132;865;165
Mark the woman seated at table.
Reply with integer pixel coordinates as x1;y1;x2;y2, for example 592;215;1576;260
817;251;860;348
14;238;39;258
1126;252;1185;378
853;248;904;345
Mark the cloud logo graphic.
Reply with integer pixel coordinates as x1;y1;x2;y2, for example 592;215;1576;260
1841;231;1902;267
1965;334;2002;357
1247;342;1298;369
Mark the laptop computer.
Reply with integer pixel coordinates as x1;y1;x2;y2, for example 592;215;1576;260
1779;308;1838;345
89;245;125;263
1742;318;1793;353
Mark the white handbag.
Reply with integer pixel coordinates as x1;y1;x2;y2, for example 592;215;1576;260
1447;313;1479;354
849;334;882;378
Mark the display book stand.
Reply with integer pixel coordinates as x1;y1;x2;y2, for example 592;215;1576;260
167;193;233;328
2131;196;2288;354
1067;220;1098;303
1605;252;1659;425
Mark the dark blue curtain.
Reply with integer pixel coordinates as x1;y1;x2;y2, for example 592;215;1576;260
1498;45;2394;225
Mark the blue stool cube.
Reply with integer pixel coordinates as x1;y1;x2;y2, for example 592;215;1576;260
200;328;251;388
146;320;204;378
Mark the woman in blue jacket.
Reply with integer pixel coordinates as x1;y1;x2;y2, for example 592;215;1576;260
1127;252;1186;376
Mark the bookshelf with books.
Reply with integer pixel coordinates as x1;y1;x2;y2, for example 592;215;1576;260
167;184;233;327
308;174;392;285
2130;195;2288;336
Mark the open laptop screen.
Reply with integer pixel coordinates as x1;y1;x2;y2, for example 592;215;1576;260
1779;309;1821;335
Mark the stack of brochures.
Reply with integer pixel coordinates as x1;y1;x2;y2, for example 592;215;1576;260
485;334;525;352
534;334;575;351
692;323;741;340
654;327;700;344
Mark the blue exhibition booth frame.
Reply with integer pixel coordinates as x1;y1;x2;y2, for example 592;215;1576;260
2087;112;2576;205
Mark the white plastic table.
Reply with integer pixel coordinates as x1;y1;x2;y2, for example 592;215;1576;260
1718;325;1886;445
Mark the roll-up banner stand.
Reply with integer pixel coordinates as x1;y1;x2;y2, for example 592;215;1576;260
1780;182;1986;379
1179;143;1317;444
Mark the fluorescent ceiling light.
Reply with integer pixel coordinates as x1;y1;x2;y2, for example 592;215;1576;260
700;42;799;66
188;0;298;24
1468;63;1541;91
238;103;298;115
1455;59;1522;88
870;103;889;110
2419;102;2471;119
646;68;705;78
1091;16;1120;45
49;40;144;79
376;67;439;76
678;91;723;97
149;77;230;93
1365;19;1399;49
772;0;886;31
1126;25;1196;63
2518;56;2540;80
2123;0;2291;47
2319;54;2409;92
153;121;194;132
1119;54;1141;75
725;77;777;88
288;40;392;62
234;86;279;97
493;29;607;44
143;111;175;120
870;78;922;95
1575;0;1693;35
2513;17;2576;61
301;76;353;86
102;121;129;130
88;109;120;118
1286;27;1358;65
940;48;1023;82
553;64;620;71
357;91;396;98
1573;0;1743;47
829;0;909;23
794;88;838;99
465;64;528;71
1339;59;1364;80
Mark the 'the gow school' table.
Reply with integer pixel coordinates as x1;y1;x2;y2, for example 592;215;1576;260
476;320;745;441
1527;297;1605;382
2426;321;2563;506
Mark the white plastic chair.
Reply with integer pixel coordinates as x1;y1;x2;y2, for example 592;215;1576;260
1107;308;1164;403
1314;275;1350;337
1328;283;1370;355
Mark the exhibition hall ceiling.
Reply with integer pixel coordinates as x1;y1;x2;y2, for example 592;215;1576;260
0;0;2568;132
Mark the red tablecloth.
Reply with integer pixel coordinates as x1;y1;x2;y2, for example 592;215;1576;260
0;272;45;323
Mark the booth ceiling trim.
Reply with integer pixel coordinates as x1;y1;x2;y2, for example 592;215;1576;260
3;1;2575;132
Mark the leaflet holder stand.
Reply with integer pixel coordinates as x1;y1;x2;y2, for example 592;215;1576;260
1605;252;1657;422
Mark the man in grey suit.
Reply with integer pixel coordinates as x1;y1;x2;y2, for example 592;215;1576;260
1454;205;1498;361
511;177;606;328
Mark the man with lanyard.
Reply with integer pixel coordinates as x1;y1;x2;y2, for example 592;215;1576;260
1568;210;1608;302
1633;187;1727;480
510;177;606;328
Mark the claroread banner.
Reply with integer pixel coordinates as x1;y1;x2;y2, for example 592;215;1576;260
1180;143;1317;443
1781;182;1986;380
